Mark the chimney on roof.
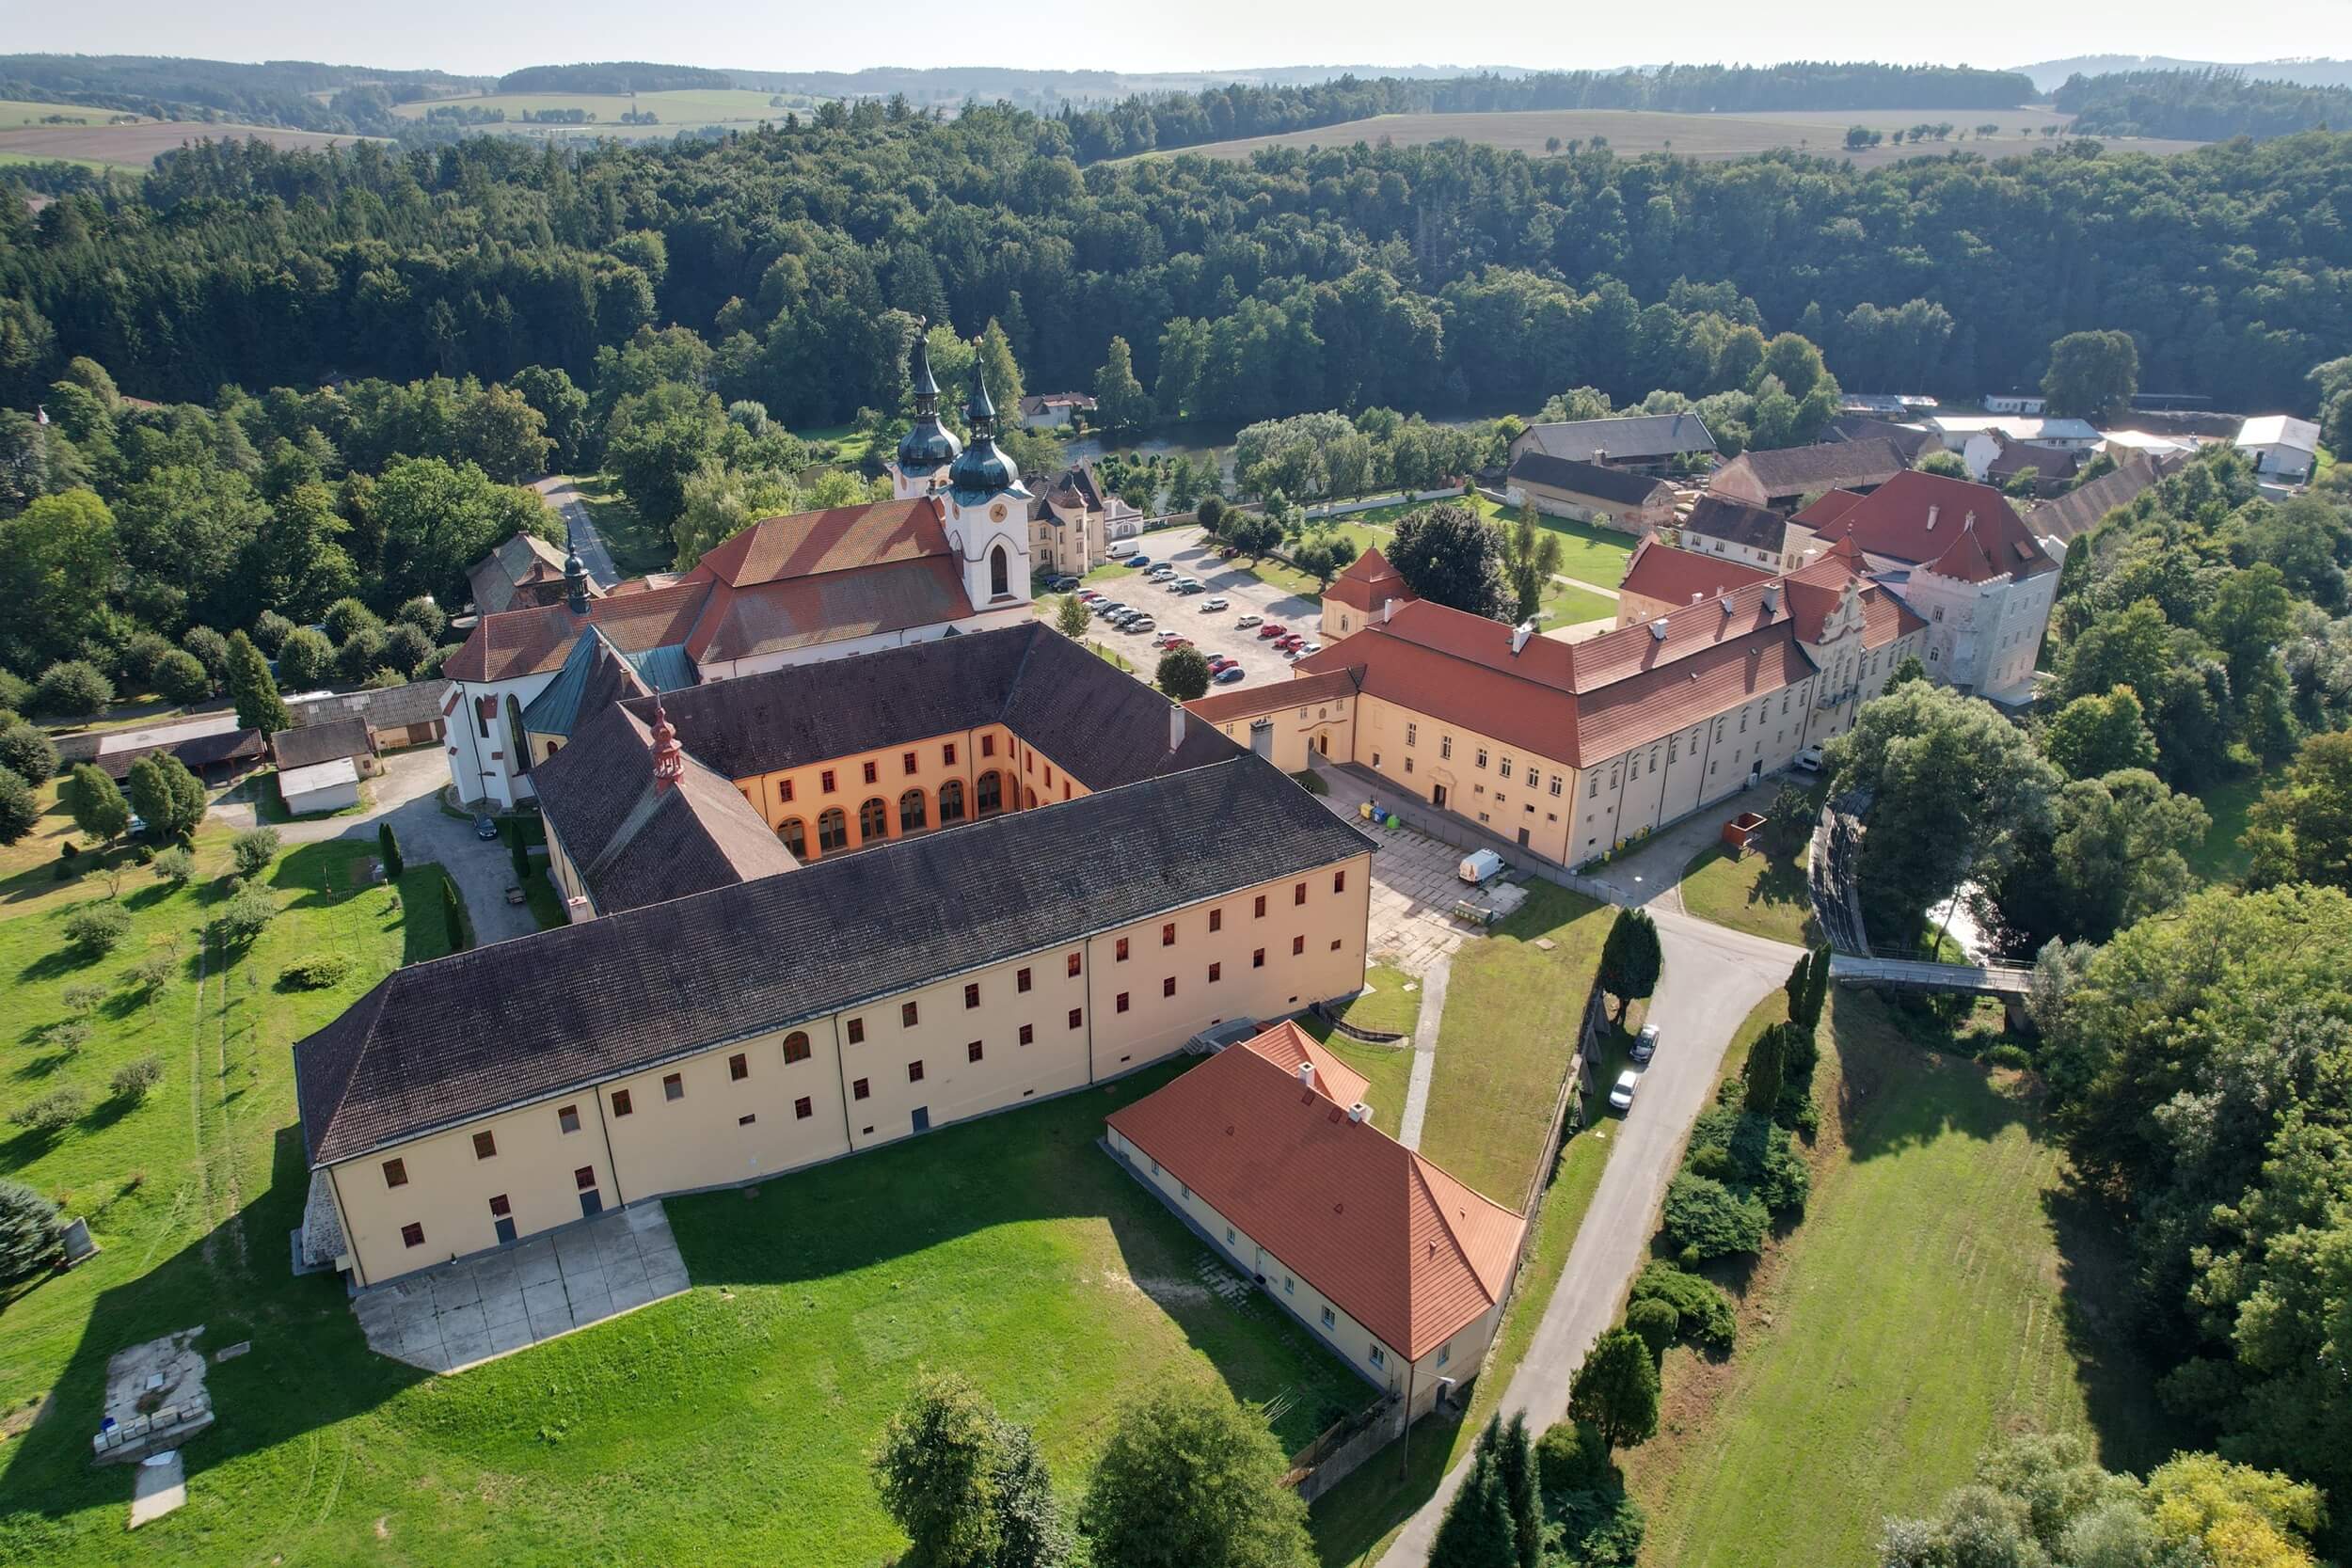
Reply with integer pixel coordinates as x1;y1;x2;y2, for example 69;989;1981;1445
1384;596;1398;625
1347;1102;1371;1124
650;697;684;793
1650;618;1670;641
1510;621;1534;655
1926;504;1940;531
1169;704;1185;752
1297;1061;1316;1090
1721;595;1735;618
1963;510;1977;531
1764;581;1782;612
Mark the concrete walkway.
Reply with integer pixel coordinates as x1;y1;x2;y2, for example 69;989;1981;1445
1392;954;1451;1151
534;474;621;589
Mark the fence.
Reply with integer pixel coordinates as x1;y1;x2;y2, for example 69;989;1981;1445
1288;1394;1406;1504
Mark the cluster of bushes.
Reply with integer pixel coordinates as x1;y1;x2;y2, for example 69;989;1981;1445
1431;1375;1652;1566
266;595;450;691
279;952;353;990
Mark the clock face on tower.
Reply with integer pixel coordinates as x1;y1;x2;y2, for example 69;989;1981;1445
989;501;1009;524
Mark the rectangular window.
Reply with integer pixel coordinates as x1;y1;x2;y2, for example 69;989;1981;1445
784;1034;811;1064
1067;951;1081;977
1588;774;1599;798
488;1194;511;1218
1068;1007;1083;1029
1253;948;1266;969
1475;747;1487;768
1225;1226;1236;1244
1162;976;1176;998
1438;1343;1451;1367
821;769;836;793
662;1072;684;1101
967;1040;984;1063
853;1078;870;1101
1016;966;1032;993
901;1001;918;1028
738;1113;756;1127
944;742;958;765
863;759;879;784
1208;962;1221;983
964;982;980;1009
1254;895;1267;918
473;1131;497;1160
611;1089;632;1117
982;734;995;756
1161;922;1176;946
1406;721;1418;746
908;1060;925;1083
1283;1275;1295;1294
779;778;795;803
902;751;917;775
794;1097;813;1120
848;1017;866;1044
402;1222;425;1248
558;1104;581;1134
382;1158;407;1188
1333;870;1346;894
1025;752;1034;775
729;1053;749;1082
1371;1345;1388;1369
1500;757;1513;779
574;1165;596;1191
1116;937;1130;961
1019;1022;1034;1045
1043;763;1054;785
1293;935;1306;956
1294;881;1307;906
1209;908;1222;933
1321;1307;1336;1330
1440;736;1453;759
1116;992;1130;1014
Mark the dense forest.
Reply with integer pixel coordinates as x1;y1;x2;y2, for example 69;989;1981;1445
2;107;2344;420
0;54;482;130
494;62;734;96
2058;68;2352;140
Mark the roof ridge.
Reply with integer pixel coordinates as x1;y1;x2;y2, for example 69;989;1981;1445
312;977;394;1162
1405;1154;1484;1313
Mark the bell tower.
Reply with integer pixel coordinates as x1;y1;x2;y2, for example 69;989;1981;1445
942;350;1032;610
889;325;961;500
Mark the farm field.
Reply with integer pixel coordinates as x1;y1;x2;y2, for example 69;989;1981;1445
1151;106;2206;167
1622;991;2176;1568
0;828;1359;1563
0;121;377;169
392;87;815;135
0;99;150;131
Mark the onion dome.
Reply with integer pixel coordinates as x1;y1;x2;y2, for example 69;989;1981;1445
564;548;589;613
895;329;961;478
946;350;1024;501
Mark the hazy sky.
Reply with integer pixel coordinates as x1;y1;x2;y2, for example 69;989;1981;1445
8;0;2344;79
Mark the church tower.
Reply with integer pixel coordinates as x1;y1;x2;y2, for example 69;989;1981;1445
941;351;1032;610
889;327;961;500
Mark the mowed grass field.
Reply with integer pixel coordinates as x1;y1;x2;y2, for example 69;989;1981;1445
1622;991;2175;1568
1153;105;2206;167
0;827;1362;1563
0;121;378;169
0;100;150;130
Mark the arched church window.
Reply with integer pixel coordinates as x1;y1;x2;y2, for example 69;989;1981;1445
990;543;1010;599
899;788;928;832
818;809;848;853
505;694;531;775
858;797;889;842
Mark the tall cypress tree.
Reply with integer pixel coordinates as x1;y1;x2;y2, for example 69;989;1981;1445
377;821;404;881
1495;1413;1542;1568
1429;1438;1517;1568
228;628;291;737
441;875;468;953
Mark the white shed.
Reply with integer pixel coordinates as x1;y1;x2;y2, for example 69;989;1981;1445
278;756;361;816
2234;416;2320;483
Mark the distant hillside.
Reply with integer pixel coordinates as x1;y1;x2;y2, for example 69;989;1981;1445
2055;68;2352;139
0;54;486;131
495;62;736;96
2014;55;2352;93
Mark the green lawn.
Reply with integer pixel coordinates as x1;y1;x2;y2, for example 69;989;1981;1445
1536;577;1617;630
571;473;672;579
2186;768;2265;884
1525;512;1640;590
1677;842;1820;946
1320;961;1422;1038
800;420;879;466
0;840;1361;1561
1624;991;2176;1568
1417;883;1612;1211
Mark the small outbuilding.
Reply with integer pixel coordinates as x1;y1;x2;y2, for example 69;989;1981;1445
276;756;361;816
2234;415;2320;484
269;717;378;815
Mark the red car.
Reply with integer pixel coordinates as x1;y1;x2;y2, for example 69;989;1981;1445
1275;634;1304;651
1257;623;1287;640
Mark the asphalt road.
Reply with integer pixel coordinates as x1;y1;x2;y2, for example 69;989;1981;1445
533;475;620;590
1377;904;1800;1565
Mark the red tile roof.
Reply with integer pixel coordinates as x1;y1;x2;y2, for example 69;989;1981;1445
685;558;977;664
1325;544;1417;614
1617;540;1772;609
1239;1019;1370;1106
1804;469;2056;579
1106;1031;1522;1358
443;579;716;684
690;499;952;589
1791;488;1867;529
1184;668;1360;724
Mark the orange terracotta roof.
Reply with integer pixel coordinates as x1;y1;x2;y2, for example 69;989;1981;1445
691;499;951;589
1617;541;1772;608
1239;1019;1371;1106
443;579;716;684
685;558;977;664
1184;667;1360;724
1805;469;2056;579
1326;544;1417;613
1106;1032;1522;1358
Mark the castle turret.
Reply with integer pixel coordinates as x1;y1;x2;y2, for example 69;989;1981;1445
890;327;961;500
941;351;1032;610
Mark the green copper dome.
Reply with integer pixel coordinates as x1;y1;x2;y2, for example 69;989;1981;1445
896;331;961;475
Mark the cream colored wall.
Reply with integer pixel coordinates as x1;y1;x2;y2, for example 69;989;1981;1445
325;847;1372;1284
738;722;1039;862
1209;693;1357;773
332;1086;623;1287
1352;696;1581;863
1107;1125;1502;1409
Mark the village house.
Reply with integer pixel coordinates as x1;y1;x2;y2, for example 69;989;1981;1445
469;532;598;617
1016;391;1095;430
268;717;379;816
1971;432;2084;494
1105;1022;1523;1416
1317;545;1418;641
1030;461;1141;578
1823;415;1936;467
1505;412;1718;474
1922;414;2100;453
2234;415;2321;483
1668;494;1820;573
1705;437;1909;513
1502;451;1678;534
1982;392;2047;416
1613;538;1772;627
295;623;1376;1288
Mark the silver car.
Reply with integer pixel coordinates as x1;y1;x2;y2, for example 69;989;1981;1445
1630;1024;1659;1063
1608;1069;1640;1112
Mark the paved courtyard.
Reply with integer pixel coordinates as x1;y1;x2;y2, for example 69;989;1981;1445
1316;790;1527;973
353;1201;690;1373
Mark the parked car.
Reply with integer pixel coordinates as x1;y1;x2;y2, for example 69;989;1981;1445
1794;744;1825;773
1205;655;1233;671
1631;1024;1660;1064
1126;616;1155;633
1076;589;1101;602
1126;555;1152;570
1202;596;1230;611
1214;665;1248;684
1608;1069;1641;1112
1295;641;1322;657
1458;848;1505;885
1050;576;1081;593
475;815;501;841
1217;546;1239;560
1236;612;1263;628
1257;623;1287;640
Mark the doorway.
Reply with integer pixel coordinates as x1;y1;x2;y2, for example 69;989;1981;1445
579;1190;603;1218
1748;759;1762;786
1518;828;1532;848
1432;784;1449;809
912;1106;930;1134
494;1216;517;1245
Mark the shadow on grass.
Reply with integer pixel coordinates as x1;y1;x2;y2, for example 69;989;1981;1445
1832;993;2032;1163
2041;1173;2198;1475
0;1121;430;1528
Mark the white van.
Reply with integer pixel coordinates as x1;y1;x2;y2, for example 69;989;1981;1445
1458;849;1505;885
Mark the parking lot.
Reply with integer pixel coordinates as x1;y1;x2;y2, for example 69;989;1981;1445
1073;526;1327;692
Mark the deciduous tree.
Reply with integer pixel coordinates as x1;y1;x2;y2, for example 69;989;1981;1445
1388;502;1507;620
2041;329;2139;422
1567;1327;1660;1454
65;762;129;847
1078;1383;1310;1568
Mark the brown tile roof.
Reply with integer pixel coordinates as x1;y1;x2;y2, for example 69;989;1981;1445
1506;451;1673;508
1807;469;2057;579
1826;416;1936;463
442;579;717;684
1618;540;1772;608
1105;1034;1523;1358
2028;452;2184;543
469;532;591;616
685;558;977;665
1983;436;2083;483
295;754;1374;1167
691;499;950;588
1710;438;1908;499
1184;667;1361;725
1791;488;1867;529
1325;544;1417;614
1517;413;1717;465
269;717;373;771
1239;1019;1370;1107
1677;495;1796;556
